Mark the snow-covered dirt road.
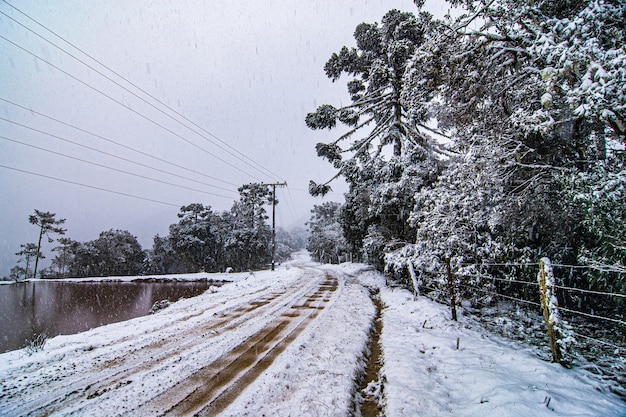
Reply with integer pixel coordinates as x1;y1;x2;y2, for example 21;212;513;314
1;254;624;416
0;255;376;416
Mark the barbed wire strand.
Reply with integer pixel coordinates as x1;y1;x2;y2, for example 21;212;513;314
459;282;625;326
470;270;626;298
458;283;542;308
572;331;624;350
482;275;540;287
556;306;626;327
552;263;626;273
462;262;538;267
553;284;626;299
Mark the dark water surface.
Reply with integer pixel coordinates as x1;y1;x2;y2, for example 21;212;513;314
0;280;213;353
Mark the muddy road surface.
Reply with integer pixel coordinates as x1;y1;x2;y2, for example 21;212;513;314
0;261;376;416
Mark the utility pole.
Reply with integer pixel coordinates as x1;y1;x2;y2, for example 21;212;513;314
264;182;287;271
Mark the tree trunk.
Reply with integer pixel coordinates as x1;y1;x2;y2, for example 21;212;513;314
34;225;44;279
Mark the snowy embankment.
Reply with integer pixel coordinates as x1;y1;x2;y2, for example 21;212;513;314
0;254;624;416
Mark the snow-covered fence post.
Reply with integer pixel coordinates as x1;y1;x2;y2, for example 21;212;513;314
446;257;458;321
407;262;420;298
537;257;562;363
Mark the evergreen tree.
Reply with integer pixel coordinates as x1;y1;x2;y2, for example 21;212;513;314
169;204;219;272
381;0;625;305
224;184;273;271
15;243;41;280
143;235;191;275
28;210;66;279
306;9;442;194
83;230;144;277
306;202;349;264
306;9;443;266
50;238;79;278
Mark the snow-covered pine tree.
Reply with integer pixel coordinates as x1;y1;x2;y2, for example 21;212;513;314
28;209;66;279
305;9;443;267
169;204;219;272
392;0;625;312
15;243;41;280
306;202;350;264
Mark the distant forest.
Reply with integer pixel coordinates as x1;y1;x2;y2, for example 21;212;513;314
9;183;306;280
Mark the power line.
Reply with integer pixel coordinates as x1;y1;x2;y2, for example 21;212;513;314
0;116;238;195
0;164;185;207
0;135;237;199
0;97;238;187
286;190;302;225
0;2;283;182
0;33;263;181
288;187;346;197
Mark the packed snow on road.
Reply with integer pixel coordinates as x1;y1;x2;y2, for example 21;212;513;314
0;253;623;416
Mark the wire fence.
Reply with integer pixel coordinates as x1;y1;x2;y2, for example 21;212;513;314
415;259;626;369
472;262;623;324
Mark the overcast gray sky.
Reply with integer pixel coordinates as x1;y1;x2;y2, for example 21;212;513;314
0;0;451;276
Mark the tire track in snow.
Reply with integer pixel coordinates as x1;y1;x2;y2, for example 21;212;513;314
2;267;323;416
134;270;339;416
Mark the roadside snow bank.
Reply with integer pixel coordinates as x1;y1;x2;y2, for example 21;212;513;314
379;287;626;416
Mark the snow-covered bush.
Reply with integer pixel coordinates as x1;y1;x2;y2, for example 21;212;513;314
306;202;350;264
385;141;504;305
562;158;626;291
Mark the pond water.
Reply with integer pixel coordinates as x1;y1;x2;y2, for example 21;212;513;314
0;280;215;353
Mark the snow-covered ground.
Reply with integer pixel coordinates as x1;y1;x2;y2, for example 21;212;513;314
338;263;626;416
0;253;624;416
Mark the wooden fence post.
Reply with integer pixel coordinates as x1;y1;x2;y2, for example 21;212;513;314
446;257;458;321
407;262;420;298
538;258;562;363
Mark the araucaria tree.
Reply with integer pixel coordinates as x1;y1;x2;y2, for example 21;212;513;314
306;8;443;266
28;210;66;279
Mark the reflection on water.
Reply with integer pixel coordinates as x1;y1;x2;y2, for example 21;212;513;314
0;280;213;353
